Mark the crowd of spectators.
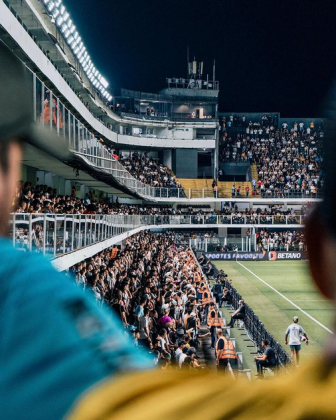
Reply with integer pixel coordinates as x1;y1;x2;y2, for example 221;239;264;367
256;229;306;251
120;152;183;190
13;182;308;229
220;114;278;130
13;182;181;216
71;231;214;369
219;124;323;197
220;206;303;224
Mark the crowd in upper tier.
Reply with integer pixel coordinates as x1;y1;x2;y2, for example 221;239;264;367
256;229;306;251
220;205;305;224
70;231;214;369
219;123;323;197
13;183;306;226
13;182;181;215
120;151;183;190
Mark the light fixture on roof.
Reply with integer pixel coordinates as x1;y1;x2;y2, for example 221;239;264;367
48;2;55;12
52;8;60;18
56;16;63;26
42;0;112;101
100;77;108;88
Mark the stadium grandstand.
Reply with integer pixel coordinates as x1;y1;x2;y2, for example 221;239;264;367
1;0;336;419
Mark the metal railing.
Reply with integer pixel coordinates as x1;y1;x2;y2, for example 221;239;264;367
10;214;141;257
150;214;304;225
224;279;291;367
10;213;305;257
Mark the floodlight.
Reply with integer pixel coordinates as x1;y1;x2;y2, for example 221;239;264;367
100;77;108;88
42;0;112;100
56;17;64;26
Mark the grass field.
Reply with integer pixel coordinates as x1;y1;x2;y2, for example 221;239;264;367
213;261;334;363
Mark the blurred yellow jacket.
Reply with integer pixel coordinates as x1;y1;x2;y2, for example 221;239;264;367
68;357;336;419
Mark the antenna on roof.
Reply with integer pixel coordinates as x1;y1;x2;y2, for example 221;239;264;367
187;47;190;77
213;59;216;86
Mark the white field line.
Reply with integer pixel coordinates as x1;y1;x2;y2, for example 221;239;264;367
236;261;334;335
294;300;327;302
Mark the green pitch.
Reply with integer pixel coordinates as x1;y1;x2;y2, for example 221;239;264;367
213;261;334;363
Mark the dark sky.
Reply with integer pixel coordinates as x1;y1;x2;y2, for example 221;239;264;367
65;0;336;117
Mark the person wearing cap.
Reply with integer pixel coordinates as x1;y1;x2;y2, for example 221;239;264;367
285;316;309;365
0;41;153;420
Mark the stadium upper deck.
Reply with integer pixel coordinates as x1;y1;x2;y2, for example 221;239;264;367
0;0;323;204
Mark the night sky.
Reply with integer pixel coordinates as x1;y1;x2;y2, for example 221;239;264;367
65;0;336;117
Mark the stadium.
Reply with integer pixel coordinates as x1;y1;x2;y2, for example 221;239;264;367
1;1;336;419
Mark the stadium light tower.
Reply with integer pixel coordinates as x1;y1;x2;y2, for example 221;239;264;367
42;0;112;101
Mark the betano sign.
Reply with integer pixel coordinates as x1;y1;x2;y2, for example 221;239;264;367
205;251;307;261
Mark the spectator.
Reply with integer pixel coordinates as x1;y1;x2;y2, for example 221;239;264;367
254;339;277;378
227;299;245;327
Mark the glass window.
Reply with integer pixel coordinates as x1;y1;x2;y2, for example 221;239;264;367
36;78;43;124
69;113;75;149
51;93;58;132
57;99;64;135
63;107;69;143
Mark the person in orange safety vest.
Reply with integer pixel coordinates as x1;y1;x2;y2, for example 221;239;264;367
215;328;238;375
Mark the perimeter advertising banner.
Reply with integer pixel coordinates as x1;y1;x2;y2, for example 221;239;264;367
205;251;307;261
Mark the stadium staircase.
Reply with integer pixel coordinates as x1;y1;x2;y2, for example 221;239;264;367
251;163;258;183
177;178;260;198
177;179;256;198
217;181;253;198
177;179;212;198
